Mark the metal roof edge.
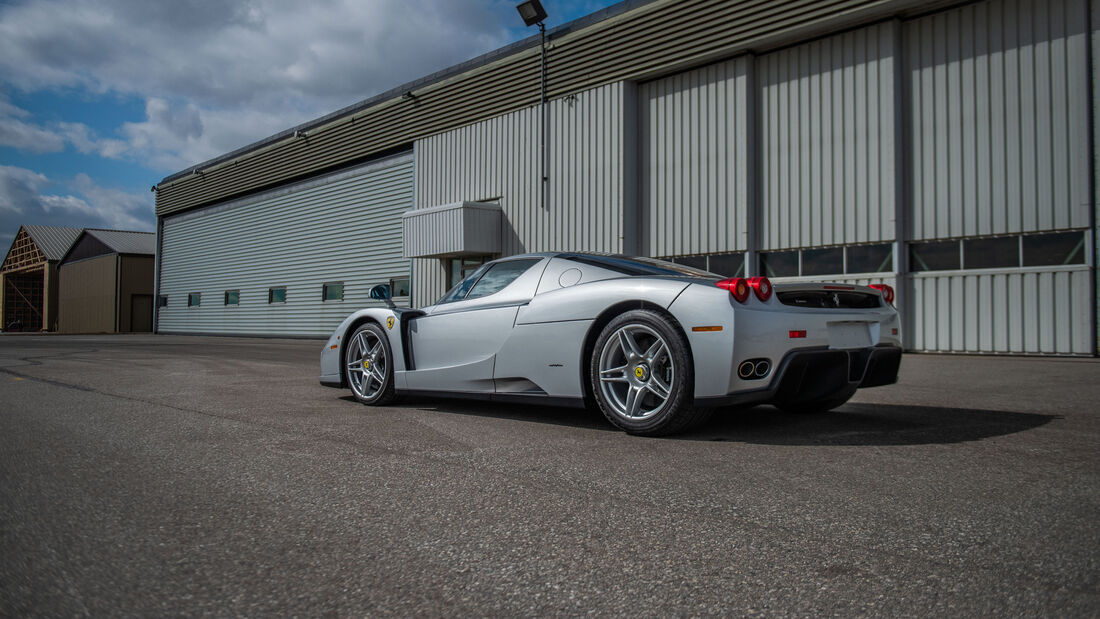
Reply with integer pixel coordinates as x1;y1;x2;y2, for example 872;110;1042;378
60;228;157;264
401;201;505;218
158;0;661;185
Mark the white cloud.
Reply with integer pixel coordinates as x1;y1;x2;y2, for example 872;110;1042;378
0;0;517;171
69;173;153;230
0;165;49;213
0;165;152;230
0;99;66;153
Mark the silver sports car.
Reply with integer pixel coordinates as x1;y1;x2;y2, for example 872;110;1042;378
320;253;902;436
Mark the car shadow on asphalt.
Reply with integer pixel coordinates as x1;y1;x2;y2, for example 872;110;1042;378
339;394;619;432
691;403;1058;446
342;395;1057;445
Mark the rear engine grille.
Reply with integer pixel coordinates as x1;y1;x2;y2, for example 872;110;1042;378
776;290;881;309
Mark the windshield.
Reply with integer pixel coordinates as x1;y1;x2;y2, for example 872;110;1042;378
561;254;718;278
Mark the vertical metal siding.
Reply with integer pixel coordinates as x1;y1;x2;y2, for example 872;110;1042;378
1094;0;1100;355
906;0;1091;240
759;22;898;250
908;269;1092;354
158;154;413;337
58;255;117;333
640;56;751;257
401;202;503;258
412;83;626;303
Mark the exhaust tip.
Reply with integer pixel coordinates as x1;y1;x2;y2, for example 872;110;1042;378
737;361;755;379
754;360;771;378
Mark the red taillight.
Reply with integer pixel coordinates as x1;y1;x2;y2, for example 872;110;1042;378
869;283;895;305
747;276;772;302
789;330;807;338
716;277;751;303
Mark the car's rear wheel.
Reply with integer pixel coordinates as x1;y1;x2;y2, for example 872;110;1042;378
590;310;710;436
345;322;396;405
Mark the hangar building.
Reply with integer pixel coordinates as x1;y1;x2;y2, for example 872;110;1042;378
1;225;82;332
58;229;156;333
154;0;1098;356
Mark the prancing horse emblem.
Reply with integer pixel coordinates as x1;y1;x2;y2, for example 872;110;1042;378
386;317;395;330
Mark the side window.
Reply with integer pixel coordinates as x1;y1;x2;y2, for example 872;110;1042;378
438;263;491;304
465;259;542;300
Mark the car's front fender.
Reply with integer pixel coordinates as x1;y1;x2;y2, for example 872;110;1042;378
319;308;407;386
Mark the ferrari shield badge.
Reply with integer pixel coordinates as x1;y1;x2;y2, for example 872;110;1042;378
386;317;395;330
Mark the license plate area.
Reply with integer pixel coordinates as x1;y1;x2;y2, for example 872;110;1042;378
827;321;872;349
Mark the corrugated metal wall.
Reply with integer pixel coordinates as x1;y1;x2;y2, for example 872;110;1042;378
640;56;751;257
157;153;413;337
154;0;941;217
412;83;626;303
1092;0;1099;354
759;22;899;250
59;255;116;333
905;0;1090;239
909;269;1092;354
901;0;1094;354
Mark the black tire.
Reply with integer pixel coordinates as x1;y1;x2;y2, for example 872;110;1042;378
344;322;397;406
589;310;711;436
776;392;853;414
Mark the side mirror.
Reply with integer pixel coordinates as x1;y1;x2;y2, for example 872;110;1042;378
369;284;391;300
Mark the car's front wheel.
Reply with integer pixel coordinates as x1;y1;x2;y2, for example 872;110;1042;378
590;310;710;436
345;322;396;405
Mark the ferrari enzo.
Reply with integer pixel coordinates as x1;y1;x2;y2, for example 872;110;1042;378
320;253;901;436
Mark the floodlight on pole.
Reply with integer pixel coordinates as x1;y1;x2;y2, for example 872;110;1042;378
516;0;548;27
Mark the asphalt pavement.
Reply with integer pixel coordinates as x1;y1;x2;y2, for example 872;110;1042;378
0;334;1097;616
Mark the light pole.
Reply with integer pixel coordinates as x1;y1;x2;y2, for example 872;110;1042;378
516;1;549;208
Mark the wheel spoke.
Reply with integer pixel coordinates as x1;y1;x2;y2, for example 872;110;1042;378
355;331;368;356
599;365;629;383
368;341;382;360
617;329;642;359
346;361;364;373
644;339;666;365
370;367;386;385
647;375;671;400
623;384;644;418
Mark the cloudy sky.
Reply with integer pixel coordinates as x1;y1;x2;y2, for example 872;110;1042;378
0;0;618;246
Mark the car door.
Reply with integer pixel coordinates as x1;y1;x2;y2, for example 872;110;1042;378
404;257;547;393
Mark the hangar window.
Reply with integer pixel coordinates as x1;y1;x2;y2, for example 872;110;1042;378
1022;231;1086;267
845;244;893;274
909;241;960;272
706;252;745;277
963;237;1019;269
224;290;240;306
760;245;894;278
187;292;201;307
268;287;286;304
663;252;745;277
322;282;344;302
801;247;844;276
671;255;707;270
759;251;799;277
157;295;168;308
